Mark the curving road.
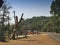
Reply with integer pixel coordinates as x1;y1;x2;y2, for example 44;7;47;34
47;32;60;42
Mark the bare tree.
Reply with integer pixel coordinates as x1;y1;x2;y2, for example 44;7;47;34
11;11;24;40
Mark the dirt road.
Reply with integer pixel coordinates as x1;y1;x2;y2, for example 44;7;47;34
0;34;60;45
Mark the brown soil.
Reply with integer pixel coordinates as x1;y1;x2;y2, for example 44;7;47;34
0;34;60;45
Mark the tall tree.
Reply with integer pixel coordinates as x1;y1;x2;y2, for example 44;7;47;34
0;0;4;8
50;0;60;33
0;1;11;41
50;0;60;16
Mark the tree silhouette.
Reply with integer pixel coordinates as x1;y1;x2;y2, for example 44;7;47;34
0;0;4;8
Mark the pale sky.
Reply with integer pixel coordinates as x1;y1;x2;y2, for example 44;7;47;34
6;0;52;23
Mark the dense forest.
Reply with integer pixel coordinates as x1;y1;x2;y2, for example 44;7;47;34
17;16;60;33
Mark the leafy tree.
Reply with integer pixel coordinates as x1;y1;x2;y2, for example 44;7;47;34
0;1;11;41
50;0;60;33
50;0;60;16
18;16;51;32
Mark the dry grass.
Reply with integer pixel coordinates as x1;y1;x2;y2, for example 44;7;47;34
0;34;60;45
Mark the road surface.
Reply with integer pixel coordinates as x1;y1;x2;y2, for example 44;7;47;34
47;32;60;42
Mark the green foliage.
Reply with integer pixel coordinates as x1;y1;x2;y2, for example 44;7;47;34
0;1;11;41
50;0;60;16
18;16;51;32
17;15;60;33
50;0;60;33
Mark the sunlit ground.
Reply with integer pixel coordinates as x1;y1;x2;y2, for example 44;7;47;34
0;33;60;45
